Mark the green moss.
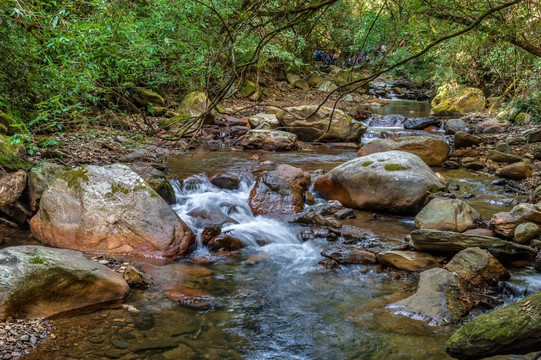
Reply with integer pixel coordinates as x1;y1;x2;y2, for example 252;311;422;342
61;166;89;190
30;256;46;265
361;161;373;167
0;154;32;171
105;179;150;200
385;164;408;171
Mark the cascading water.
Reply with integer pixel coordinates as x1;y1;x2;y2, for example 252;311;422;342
170;174;321;268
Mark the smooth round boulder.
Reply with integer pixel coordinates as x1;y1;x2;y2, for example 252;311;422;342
499;162;532;179
444;119;467;134
313;151;445;214
276;105;366;142
514;222;539;244
415;198;481;232
30;164;195;260
357;136;450;166
0;246;129;320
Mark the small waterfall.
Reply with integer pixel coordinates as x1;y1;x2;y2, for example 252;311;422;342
170;174;320;263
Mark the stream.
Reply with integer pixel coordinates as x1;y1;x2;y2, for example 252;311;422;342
6;99;541;360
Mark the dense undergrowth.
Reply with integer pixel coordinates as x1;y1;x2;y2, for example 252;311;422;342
0;0;539;137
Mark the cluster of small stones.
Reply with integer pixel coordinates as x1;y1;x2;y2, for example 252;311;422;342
0;318;53;359
89;256;129;274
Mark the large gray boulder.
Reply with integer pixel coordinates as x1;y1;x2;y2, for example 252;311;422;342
313;151;445;214
28;163;70;212
390;268;473;325
410;229;537;262
0;246;129;320
415;198;481;232
30;164;195;260
276;105;366;142
446;291;541;359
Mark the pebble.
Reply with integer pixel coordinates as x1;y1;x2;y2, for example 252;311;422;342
0;318;52;359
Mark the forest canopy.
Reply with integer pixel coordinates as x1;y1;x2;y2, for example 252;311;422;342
0;0;539;135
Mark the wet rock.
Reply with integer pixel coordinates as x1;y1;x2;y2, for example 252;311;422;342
304;191;316;205
410;229;537;262
402;117;440;130
499;162;532;179
186;207;238;228
247;113;280;129
358;136;450;166
339;225;377;243
162;285;218;308
445;290;541;359
486;150;521;164
514;222;539;244
391;268;473;325
123;265;152;288
209;173;240;190
490;204;541;238
321;245;377;265
0;170;27;207
366;114;406;127
207;234;245;252
0;246;129;320
444;119;467;135
377;251;440;272
28;163;70;212
444;247;509;289
249;164;310;215
290;210;342;228
414;198;480;233
334;208;356;220
238;129;298;151
129;163;176;205
30;164;195;260
313;151;445;214
535;251;541;272
454;131;481;148
132;337;179;353
276;105;367;142
201;225;221;246
318;258;340;270
442;160;459;169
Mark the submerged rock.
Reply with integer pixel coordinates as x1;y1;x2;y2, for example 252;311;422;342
391;268;473;325
410;229;537;262
0;246;129;320
276;105;366;142
249;164;310;215
446;290;541;359
357;136;450;166
313;151;445;214
321;244;376;265
414;198;480;233
30;164;195;260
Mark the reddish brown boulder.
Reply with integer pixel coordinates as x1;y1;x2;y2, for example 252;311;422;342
249;164;310;215
209;173;240;190
207;234;245;252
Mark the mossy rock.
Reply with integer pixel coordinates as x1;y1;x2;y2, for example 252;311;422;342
133;88;165;108
158;113;190;128
241;80;258;98
431;85;486;116
446;290;541;359
0;111;28;135
514;112;531;125
0;135;31;172
293;80;310;91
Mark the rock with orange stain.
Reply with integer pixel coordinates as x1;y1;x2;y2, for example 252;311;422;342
30;164;195;260
314;151;445;214
249;164;310;215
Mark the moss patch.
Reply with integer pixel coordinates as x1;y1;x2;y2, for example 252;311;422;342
30;256;46;265
61;166;89;191
384;164;408;171
361;161;373;167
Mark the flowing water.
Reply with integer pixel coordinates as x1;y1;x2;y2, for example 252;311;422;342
6;100;539;359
